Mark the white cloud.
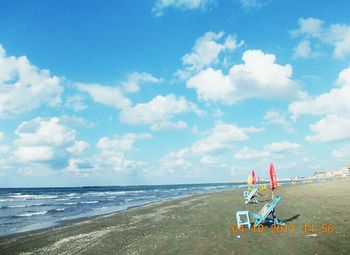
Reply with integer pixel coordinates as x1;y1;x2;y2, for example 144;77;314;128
234;147;269;160
234;141;301;159
239;0;271;9
15;117;76;147
65;158;94;175
96;133;152;172
180;32;243;74
65;95;87;111
14;117;78;165
187;50;305;104
264;141;300;153
293;40;319;58
326;24;350;58
152;0;214;16
0;44;63;118
289;65;350;118
305;115;350;143
187;68;234;104
96;151;132;172
291;17;350;58
192;123;263;154
15;146;55;162
97;133;152;152
150;120;188;131
159;148;191;172
332;144;350;159
67;141;90;155
60;115;94;128
76;83;131;109
264;110;294;133
336;64;350;86
120;94;202;126
200;155;221;164
122;72;161;93
291;17;324;38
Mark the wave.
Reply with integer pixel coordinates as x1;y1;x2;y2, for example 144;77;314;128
1;203;46;209
8;194;59;200
63;202;78;205
15;211;48;217
80;201;99;204
0;199;14;202
65;193;79;197
48;208;65;213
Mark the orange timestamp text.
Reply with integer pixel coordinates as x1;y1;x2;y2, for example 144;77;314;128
231;223;335;234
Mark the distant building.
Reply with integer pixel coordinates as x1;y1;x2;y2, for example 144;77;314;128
312;164;350;179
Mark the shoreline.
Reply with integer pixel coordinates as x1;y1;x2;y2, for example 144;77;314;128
0;188;234;241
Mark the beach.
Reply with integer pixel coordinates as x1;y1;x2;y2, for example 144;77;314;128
0;178;349;255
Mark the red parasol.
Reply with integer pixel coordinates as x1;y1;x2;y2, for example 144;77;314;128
269;162;278;190
252;169;257;185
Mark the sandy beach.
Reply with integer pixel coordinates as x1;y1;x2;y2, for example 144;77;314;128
0;178;349;255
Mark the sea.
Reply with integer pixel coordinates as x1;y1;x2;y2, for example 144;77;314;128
0;182;248;237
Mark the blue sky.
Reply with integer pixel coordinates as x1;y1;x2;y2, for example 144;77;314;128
0;0;350;187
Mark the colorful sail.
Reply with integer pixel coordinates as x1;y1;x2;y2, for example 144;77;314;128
252;170;257;184
247;174;253;185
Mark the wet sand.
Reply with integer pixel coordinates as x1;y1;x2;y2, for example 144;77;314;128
0;178;349;255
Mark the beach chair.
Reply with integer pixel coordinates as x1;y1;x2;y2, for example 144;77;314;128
243;187;259;204
253;196;285;226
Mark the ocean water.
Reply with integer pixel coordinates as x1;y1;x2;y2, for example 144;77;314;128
0;183;245;237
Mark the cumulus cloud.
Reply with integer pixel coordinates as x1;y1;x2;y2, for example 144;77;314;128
192;123;264;154
160;148;191;171
67;141;90;155
13;117;88;168
239;0;271;10
97;133;152;152
178;32;243;78
76;83;131;109
234;141;301;159
264;141;301;153
120;94;202;127
150;120;188;131
200;155;221;164
291;17;324;38
305;115;350;143
187;50;305;104
65;158;95;175
0;44;63;118
264;110;294;133
122;72;161;93
95;133;152;172
291;17;350;58
289;66;350;143
234;147;270;160
293;40;320;58
289;65;350;118
65;94;87;111
152;0;214;16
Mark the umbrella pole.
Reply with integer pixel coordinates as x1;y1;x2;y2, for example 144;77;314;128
271;190;274;200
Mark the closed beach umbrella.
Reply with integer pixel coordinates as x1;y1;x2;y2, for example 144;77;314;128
252;170;257;185
247;174;253;185
269;162;278;198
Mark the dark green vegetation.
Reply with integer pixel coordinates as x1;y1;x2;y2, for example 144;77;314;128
1;179;349;255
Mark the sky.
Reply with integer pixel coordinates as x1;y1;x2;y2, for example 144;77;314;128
0;0;350;187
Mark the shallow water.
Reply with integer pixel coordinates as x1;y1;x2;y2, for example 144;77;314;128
0;183;246;237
